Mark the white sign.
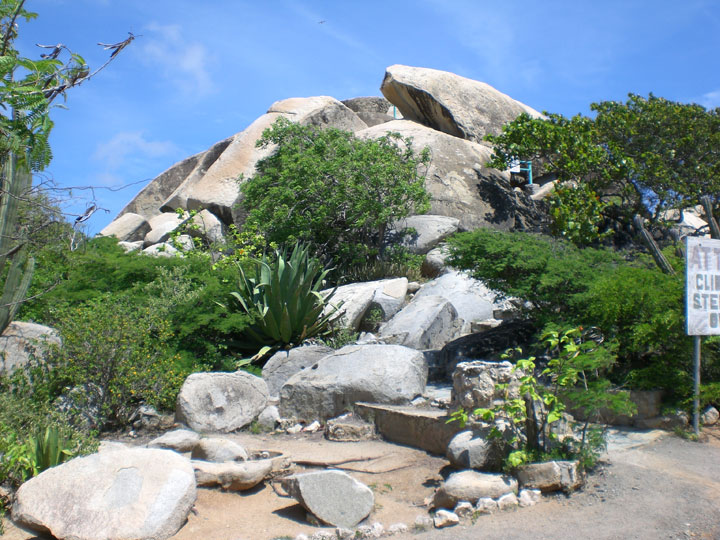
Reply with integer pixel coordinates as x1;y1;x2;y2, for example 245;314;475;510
686;236;720;335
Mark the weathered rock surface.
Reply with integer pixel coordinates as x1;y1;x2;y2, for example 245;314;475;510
380;64;542;142
162;97;365;224
516;460;583;493
439;320;536;379
176;371;269;432
452;360;522;411
702;405;720;426
391;215;460;255
262;345;333;398
475;497;498;514
186;209;225;245
190;437;248;462
422;244;451;278
518;488;542;507
117;240;144;253
412;271;498;328
144;211;187;246
12;448;196;540
433;470;518;509
359;120;544;231
257;404;280;430
323;278;407;331
281;470;374;528
142;242;179;257
433;509;459;528
379;295;461;350
117;137;232;222
99;212;150;242
497;492;519;510
192;459;272;491
365;277;408;323
341;96;393;114
147;428;200;453
279;344;427;422
0;321;60;375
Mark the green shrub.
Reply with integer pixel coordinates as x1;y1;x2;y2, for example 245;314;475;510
240;117;431;269
227;243;338;351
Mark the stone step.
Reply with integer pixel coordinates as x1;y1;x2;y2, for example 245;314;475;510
355;402;463;455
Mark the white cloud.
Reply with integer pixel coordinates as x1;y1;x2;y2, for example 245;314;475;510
700;90;720;109
93;131;177;170
141;23;215;98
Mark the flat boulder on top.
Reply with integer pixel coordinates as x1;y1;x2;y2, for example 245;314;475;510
175;371;269;432
12;448;196;540
279;344;427;422
433;470;517;509
379;294;461;350
192;459;272;491
281;470;374;528
358;120;543;231
380;64;542;142
0;321;60;375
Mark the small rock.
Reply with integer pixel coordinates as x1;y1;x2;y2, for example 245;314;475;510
192;459;272;490
433;470;518;508
310;531;335;540
356;522;384;538
335;527;355;539
497;492;519;510
516;461;583;493
281;470;374;528
287;423;304;434
475;497;498;514
257;405;280;430
325;413;376;442
304;420;321;432
191;438;248;462
453;501;474;518
387;523;409;535
433;509;459;528
518;489;541;507
701;406;719;426
407;281;422;293
147;428;200;452
295;535;310;540
414;514;433;530
129;404;161;430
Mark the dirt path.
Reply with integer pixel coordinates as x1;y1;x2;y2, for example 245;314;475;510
4;428;720;540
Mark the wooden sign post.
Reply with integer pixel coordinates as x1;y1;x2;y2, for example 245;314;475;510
686;236;720;435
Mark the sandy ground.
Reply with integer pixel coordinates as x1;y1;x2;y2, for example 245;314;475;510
4;427;720;540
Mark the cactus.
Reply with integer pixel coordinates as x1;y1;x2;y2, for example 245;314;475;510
0;153;34;335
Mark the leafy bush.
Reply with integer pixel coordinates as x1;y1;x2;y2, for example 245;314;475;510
447;229;705;398
240;117;431;269
227;243;338;351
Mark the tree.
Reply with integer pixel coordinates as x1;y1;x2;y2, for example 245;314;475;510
486;94;720;245
0;0;131;333
240;117;431;269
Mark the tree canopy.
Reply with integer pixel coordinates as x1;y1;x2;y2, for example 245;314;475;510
486;94;720;243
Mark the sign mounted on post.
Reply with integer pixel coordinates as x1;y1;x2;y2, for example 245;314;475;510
686;236;720;335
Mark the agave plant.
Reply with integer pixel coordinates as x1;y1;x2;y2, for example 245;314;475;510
229;242;340;348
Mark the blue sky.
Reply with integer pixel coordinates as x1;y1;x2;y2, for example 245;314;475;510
15;0;720;234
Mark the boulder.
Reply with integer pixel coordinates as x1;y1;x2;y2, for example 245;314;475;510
12;448;196;540
380;64;542;142
496;492;519;511
0;321;60;375
475;497;498;514
366;277;408;322
144;211;187;246
412;271;499;329
262;344;333;398
379;295;461;350
281;470;374;528
98;212;150;242
190;438;248;462
147;428;200;453
325;413;376;442
323;278;407;330
453;501;474;519
341;96;393;114
391;215;459;254
446;428;508;472
162;97;366;224
257;405;280;430
451;360;522;411
175;371;269;432
117;240;144;253
518;489;541;507
192;459;272;491
142;242;179;258
358;120;544;231
187;209;225;245
422;244;451;278
516;460;583;493
279;344;427;422
117;137;232;222
433;470;517;509
702;406;719;426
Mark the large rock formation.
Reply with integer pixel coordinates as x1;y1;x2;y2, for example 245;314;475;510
0;321;60;375
380;64;542;142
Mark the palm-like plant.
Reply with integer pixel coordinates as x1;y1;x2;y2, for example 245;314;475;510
229;242;339;348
